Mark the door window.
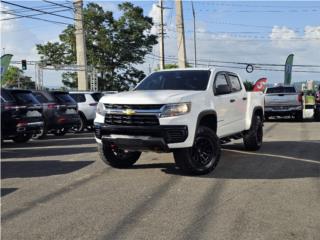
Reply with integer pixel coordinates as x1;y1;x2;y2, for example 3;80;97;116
214;73;229;95
228;74;242;92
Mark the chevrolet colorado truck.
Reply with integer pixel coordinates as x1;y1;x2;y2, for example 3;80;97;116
264;85;303;121
94;68;264;175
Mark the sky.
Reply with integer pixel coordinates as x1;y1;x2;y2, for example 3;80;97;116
1;0;320;88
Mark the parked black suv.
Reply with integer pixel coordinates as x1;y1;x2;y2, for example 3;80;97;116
32;90;80;137
1;88;43;143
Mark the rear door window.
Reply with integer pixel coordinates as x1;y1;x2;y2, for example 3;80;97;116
53;93;77;104
91;93;102;102
266;87;296;94
11;91;40;105
33;92;50;103
228;74;242;92
70;94;86;103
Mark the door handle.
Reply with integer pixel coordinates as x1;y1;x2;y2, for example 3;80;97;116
230;99;236;103
242;97;247;101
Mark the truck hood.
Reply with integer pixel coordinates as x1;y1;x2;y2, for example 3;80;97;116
100;90;203;104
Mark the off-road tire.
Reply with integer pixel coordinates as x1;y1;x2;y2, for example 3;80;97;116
12;133;32;143
243;114;263;151
173;126;221;175
98;143;141;168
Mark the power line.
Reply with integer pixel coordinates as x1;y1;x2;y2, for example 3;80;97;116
1;1;76;21
1;11;71;25
41;0;74;10
1;9;71;21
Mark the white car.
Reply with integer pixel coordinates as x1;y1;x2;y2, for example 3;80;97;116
94;68;264;175
69;91;102;131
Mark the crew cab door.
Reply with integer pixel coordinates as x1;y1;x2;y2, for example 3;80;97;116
213;72;235;137
226;73;247;132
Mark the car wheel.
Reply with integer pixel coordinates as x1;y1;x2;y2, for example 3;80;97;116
12;133;32;143
173;126;221;175
36;123;48;139
243;114;263;151
98;143;141;168
294;111;303;122
314;109;320;121
76;114;86;132
53;128;68;136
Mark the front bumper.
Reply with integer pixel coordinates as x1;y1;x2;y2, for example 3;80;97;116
94;123;188;152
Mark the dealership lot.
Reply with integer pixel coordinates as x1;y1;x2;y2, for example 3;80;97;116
1;121;319;240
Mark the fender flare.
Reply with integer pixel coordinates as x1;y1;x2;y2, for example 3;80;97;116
196;110;218;133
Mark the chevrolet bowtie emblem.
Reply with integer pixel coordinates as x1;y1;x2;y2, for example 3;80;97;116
123;109;136;115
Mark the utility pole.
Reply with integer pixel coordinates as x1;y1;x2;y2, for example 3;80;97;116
158;0;165;70
175;0;187;68
191;1;197;68
74;0;88;90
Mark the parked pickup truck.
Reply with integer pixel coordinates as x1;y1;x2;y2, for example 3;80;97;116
94;68;264;175
264;85;303;121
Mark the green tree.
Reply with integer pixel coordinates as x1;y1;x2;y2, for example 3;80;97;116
36;2;157;90
243;80;254;91
1;66;35;89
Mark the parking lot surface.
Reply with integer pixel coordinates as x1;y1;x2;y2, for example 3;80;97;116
1;121;320;240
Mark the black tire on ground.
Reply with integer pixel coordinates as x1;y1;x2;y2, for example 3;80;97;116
53;128;68;136
314;109;320;121
12;133;32;143
77;114;86;132
98;143;141;168
294;111;303;121
173;126;221;175
243;114;263;151
36;123;48;139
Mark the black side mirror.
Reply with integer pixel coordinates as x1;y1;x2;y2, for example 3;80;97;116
215;84;231;95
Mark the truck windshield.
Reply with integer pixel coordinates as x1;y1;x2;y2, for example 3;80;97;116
135;70;211;91
266;86;296;94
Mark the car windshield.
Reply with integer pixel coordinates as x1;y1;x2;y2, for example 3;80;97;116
33;92;51;103
11;91;40;105
91;93;102;102
53;93;77;104
135;70;211;91
266;87;296;94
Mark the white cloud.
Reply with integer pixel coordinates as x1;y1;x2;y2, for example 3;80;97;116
270;26;297;40
148;3;169;35
304;25;320;39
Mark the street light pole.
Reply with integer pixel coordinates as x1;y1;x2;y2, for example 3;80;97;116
191;1;197;68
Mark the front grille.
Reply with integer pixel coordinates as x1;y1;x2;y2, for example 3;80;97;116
105;114;159;126
104;104;164;110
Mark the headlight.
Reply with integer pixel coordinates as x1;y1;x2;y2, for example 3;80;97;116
160;103;191;118
96;102;105;115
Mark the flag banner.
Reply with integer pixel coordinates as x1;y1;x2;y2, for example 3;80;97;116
284;54;294;85
253;77;267;92
0;54;13;77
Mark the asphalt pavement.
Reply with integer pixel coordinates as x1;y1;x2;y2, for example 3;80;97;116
1;121;320;240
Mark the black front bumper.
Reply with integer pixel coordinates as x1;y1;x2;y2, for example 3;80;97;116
94;124;188;151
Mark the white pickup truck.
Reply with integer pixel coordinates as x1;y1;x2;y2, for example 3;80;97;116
94;68;264;175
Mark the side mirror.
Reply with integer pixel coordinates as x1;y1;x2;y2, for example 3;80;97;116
215;84;231;95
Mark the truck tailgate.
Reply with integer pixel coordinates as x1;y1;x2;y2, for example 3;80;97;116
265;93;300;107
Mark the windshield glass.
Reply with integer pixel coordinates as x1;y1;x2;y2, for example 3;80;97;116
135;70;211;91
91;93;103;102
53;93;77;104
11;91;40;105
266;87;296;94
